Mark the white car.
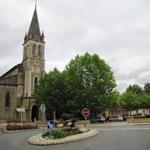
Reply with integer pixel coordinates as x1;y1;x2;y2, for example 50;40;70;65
109;115;124;122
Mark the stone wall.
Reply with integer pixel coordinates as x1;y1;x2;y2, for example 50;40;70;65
0;85;17;121
0;75;18;85
127;118;150;124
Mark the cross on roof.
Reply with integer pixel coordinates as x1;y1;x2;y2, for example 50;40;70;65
35;0;37;5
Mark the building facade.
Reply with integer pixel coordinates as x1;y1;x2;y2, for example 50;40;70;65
0;7;45;122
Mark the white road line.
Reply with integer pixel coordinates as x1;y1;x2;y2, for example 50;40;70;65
98;128;150;131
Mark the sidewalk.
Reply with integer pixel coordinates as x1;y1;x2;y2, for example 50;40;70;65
0;124;6;127
88;122;150;127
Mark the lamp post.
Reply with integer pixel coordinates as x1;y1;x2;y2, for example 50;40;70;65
40;104;45;134
53;110;56;128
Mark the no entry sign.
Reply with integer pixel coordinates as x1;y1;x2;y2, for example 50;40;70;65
82;107;90;119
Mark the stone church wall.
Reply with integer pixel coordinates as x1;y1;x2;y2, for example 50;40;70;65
0;75;17;85
0;7;45;122
0;85;17;121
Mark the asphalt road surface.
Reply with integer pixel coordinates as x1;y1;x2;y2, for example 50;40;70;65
0;124;150;150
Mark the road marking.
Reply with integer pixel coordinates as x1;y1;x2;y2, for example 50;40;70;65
97;128;150;131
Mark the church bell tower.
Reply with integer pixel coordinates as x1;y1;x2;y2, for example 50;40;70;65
22;6;45;103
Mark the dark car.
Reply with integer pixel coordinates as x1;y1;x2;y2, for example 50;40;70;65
143;114;150;118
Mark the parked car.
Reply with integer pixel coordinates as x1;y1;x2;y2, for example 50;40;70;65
143;114;150;118
109;115;124;122
90;117;106;123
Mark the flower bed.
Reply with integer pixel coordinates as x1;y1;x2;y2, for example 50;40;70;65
63;127;83;136
42;128;83;139
6;123;38;131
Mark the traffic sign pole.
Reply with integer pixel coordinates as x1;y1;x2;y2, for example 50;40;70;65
82;107;90;127
84;116;87;127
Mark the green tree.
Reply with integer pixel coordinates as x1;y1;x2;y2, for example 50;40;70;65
109;90;120;109
141;83;150;109
35;53;116;118
34;68;69;119
126;84;143;95
144;83;150;95
120;91;141;114
64;53;116;116
120;84;144;114
140;93;150;109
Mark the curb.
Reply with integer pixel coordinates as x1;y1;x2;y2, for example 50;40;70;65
0;128;3;133
88;122;150;127
27;129;99;145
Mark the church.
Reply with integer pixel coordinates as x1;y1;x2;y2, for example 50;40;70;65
0;6;45;122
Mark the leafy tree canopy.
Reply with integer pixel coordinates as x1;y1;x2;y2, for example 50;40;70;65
35;53;116;118
34;68;69;119
126;84;143;95
120;84;150;112
64;53;116;116
144;83;150;95
120;91;141;111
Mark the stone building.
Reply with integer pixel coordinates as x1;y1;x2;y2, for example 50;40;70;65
0;6;45;122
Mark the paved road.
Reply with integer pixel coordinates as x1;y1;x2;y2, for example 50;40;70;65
0;124;150;150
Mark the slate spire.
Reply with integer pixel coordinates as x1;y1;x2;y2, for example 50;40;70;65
24;6;44;44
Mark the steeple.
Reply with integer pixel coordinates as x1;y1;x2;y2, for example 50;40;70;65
24;6;44;44
22;4;45;99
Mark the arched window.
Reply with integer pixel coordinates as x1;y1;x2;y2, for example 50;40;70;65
38;45;41;56
5;92;10;107
32;44;36;55
34;77;38;89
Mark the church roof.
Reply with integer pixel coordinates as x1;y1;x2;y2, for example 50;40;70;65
28;6;41;40
0;64;23;79
0;63;23;86
24;6;44;44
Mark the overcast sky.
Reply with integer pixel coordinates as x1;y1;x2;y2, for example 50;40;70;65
0;0;150;92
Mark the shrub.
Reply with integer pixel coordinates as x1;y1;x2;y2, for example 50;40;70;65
42;131;50;137
42;129;66;139
42;127;83;139
61;113;74;120
63;127;82;136
51;129;66;139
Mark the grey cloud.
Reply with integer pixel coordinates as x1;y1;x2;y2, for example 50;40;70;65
1;0;150;92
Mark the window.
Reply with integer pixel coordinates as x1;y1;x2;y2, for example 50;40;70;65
32;44;36;55
34;77;38;89
38;45;41;56
5;92;10;107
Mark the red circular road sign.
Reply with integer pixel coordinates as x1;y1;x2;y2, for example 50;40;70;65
82;107;90;118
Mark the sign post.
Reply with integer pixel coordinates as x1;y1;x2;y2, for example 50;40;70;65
53;110;56;128
16;108;25;123
40;104;46;134
47;120;54;134
82;107;90;127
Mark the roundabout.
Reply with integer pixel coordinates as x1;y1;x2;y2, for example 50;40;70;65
27;128;99;145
